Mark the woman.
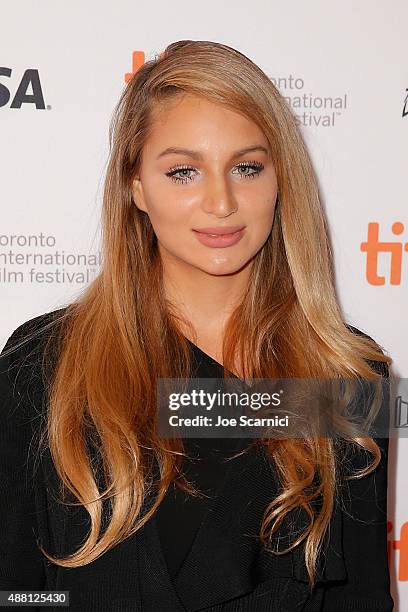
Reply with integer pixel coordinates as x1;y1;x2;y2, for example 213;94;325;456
0;40;393;611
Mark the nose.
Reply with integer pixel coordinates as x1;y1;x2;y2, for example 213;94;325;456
200;174;238;217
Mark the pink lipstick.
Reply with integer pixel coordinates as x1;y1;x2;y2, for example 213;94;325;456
192;225;246;248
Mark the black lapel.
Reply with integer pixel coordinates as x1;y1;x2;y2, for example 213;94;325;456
147;441;346;611
170;443;268;608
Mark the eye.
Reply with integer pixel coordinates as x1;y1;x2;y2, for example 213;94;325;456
165;160;265;185
232;161;264;180
165;165;196;184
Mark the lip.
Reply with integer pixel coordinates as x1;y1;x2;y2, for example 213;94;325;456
192;226;246;248
193;225;245;235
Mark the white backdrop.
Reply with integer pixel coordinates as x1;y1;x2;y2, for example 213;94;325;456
1;1;407;608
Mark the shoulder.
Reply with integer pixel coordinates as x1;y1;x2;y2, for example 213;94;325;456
0;306;70;400
345;323;390;378
1;306;69;352
1;306;69;356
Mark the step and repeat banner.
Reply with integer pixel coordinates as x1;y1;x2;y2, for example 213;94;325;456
1;1;407;608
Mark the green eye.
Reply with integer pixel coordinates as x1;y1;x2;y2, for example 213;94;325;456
233;161;264;179
166;166;195;184
165;161;265;184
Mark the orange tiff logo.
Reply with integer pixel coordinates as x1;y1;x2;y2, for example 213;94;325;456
125;51;145;82
361;222;407;285
389;520;408;580
125;50;166;82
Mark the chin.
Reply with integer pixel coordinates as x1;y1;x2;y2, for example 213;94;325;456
200;259;249;276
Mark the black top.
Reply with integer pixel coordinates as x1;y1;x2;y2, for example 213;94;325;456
155;341;251;580
0;308;394;611
155;436;245;579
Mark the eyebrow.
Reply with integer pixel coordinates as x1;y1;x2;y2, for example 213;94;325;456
155;144;269;161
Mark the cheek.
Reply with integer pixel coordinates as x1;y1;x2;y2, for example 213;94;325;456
145;193;193;233
248;197;277;229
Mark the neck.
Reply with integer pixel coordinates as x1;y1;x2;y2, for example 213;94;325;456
161;252;252;343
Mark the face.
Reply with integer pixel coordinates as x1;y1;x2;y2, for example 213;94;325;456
131;93;278;276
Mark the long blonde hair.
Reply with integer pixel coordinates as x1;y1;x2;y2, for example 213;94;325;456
3;40;392;590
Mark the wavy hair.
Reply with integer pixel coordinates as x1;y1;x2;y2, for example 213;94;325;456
2;40;392;591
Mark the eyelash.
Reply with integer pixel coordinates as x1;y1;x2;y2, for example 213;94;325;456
165;160;265;184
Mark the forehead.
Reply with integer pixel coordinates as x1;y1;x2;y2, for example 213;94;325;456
146;93;269;152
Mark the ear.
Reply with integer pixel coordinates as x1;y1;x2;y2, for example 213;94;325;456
131;177;148;213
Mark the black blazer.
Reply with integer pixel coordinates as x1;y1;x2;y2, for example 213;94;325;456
0;309;393;611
